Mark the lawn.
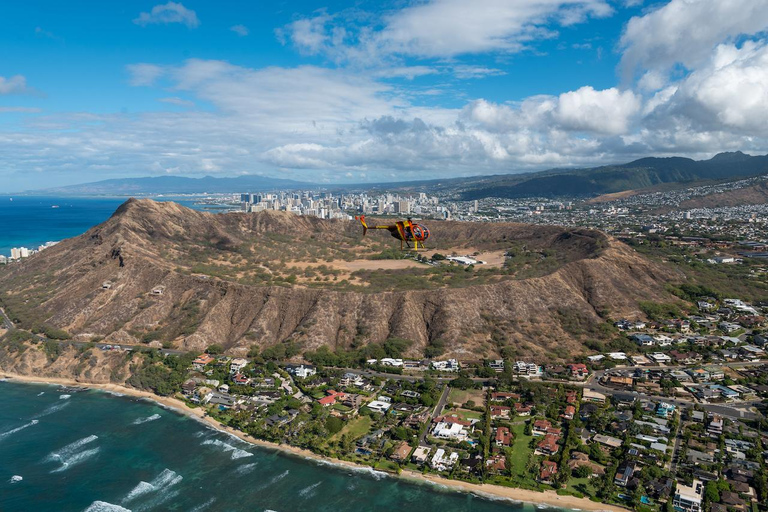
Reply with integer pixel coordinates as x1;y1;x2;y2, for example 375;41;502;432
508;421;534;479
330;415;373;443
566;477;596;497
375;460;400;472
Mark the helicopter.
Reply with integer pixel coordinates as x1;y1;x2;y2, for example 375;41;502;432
355;215;430;250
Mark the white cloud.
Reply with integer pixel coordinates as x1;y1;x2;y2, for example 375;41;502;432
0;75;28;95
555;86;641;134
158;97;195;107
134;2;200;28
282;0;613;63
651;41;768;135
451;66;507;79
379;0;612;58
126;64;165;86
462;86;640;136
230;24;249;36
619;0;768;79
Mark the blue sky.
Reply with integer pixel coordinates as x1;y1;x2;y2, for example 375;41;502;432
2;0;768;191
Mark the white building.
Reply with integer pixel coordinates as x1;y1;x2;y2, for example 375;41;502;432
229;358;248;374
431;359;459;372
673;479;703;512
430;448;459;471
287;364;316;379
432;421;468;441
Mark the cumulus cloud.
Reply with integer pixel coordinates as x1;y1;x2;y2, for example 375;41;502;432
230;24;248;36
134;2;200;28
648;41;768;135
0;75;28;95
462;86;640;136
619;0;768;79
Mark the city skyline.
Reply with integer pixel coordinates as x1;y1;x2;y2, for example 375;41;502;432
2;1;768;191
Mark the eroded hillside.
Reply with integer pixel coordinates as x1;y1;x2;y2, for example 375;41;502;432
0;199;680;359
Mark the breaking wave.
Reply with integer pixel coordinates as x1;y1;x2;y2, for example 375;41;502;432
298;481;321;498
131;414;161;425
45;435;100;473
188;498;216;512
50;447;100;473
33;400;71;419
122;469;183;505
235;462;258;475
83;502;131;512
268;470;289;485
0;419;38;441
201;438;252;460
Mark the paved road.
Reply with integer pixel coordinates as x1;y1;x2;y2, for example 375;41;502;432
418;385;450;447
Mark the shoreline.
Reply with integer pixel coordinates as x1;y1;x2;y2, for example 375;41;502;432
2;372;627;512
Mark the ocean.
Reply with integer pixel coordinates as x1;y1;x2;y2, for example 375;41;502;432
0;196;234;258
0;381;541;512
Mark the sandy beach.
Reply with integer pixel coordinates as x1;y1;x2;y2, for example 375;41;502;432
2;372;627;512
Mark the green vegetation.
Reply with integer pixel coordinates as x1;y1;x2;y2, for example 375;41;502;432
127;351;197;396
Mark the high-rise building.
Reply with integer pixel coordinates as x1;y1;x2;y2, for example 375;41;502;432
394;201;410;214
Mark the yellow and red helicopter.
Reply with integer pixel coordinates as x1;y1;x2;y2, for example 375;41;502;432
355;215;430;250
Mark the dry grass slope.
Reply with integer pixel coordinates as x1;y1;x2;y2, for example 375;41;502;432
0;199;680;360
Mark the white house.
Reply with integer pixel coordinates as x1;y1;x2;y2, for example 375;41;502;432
432;421;468;441
430;448;459;471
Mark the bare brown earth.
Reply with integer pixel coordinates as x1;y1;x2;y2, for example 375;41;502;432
0;199;681;359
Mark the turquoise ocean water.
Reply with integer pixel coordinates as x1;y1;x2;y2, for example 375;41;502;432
0;196;227;258
0;381;545;512
0;198;564;511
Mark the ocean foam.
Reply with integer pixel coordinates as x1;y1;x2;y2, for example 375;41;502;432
9;475;22;483
83;501;132;512
202;438;252;460
188;497;216;512
131;414;161;425
298;481;321;498
123;482;155;503
0;419;39;441
123;469;182;504
268;470;289;485
50;447;100;473
46;435;99;462
235;462;258;475
33;400;71;418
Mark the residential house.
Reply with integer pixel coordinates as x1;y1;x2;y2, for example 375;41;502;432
495;426;512;447
490;405;512;419
390;442;412;462
536;434;560;455
192;353;215;371
430;449;458;471
673;480;703;512
539;461;558;484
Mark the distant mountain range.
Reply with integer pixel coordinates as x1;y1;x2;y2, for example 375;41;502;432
458;151;768;200
30;151;768;199
34;175;313;196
